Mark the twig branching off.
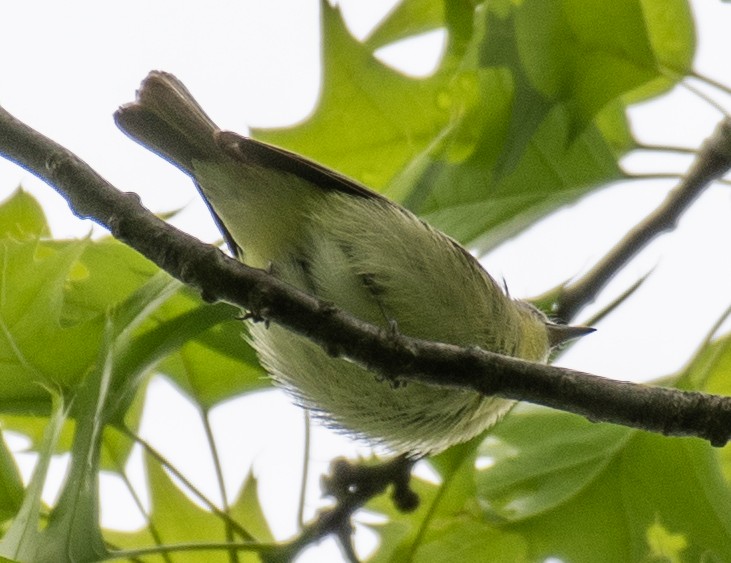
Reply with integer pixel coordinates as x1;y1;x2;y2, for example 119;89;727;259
555;117;731;321
261;456;417;563
1;106;731;446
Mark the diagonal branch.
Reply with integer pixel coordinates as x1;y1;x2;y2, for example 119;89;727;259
554;117;731;322
1;105;731;447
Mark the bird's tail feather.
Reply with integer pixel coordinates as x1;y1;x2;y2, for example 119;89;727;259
114;71;220;176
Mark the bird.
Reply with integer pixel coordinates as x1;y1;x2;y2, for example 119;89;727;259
115;71;592;455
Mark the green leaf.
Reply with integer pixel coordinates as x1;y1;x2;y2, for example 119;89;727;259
365;475;442;563
397;79;628;250
105;452;261;562
109;271;183;342
99;409;145;473
393;0;693;249
0;189;49;239
364;0;450;50
0;415;76;460
373;398;731;561
412;517;529;562
229;471;274;543
0;231;264;465
477;408;731;561
0;432;23;523
0;394;68;562
253;0;694;252
687;333;731;484
32;320;117;563
0;238;104;403
366;438;484;561
514;0;693;131
476;407;632;520
70;238;265;413
68;239;265;413
156;320;267;411
646;517;689;563
679;333;731;394
59;238;162;327
0;236;154;458
635;0;696;76
254;2;454;190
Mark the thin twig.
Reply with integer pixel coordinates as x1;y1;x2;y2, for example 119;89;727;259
119;425;255;542
297;411;311;530
1;106;731;448
555;117;731;321
633;142;697;155
116;471;170;563
620;172;682;181
201;409;239;563
681;80;730;116
107;449;172;563
99;540;278;561
691;70;731;99
265;456;417;563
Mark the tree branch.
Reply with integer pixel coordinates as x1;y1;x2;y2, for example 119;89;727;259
555;117;731;321
1;105;731;447
262;456;417;563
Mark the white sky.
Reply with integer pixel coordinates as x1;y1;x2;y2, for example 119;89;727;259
1;1;731;561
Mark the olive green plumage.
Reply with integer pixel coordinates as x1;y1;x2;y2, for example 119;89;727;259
116;71;589;455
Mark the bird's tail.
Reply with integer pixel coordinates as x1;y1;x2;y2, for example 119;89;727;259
114;71;220;176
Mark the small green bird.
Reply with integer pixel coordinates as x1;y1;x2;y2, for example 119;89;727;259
115;71;592;455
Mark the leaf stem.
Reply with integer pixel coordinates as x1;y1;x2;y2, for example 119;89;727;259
100;540;278;561
119;424;254;542
556;117;731;321
297;410;311;530
200;409;239;563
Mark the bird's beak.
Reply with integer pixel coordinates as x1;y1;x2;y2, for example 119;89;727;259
546;323;596;348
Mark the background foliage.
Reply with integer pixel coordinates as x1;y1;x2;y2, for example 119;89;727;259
0;0;729;561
